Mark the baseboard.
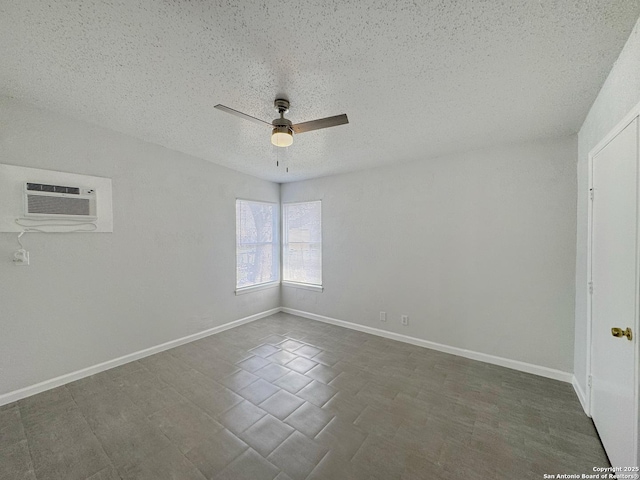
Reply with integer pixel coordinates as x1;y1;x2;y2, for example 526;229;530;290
281;307;573;383
0;306;575;406
0;307;280;407
572;375;590;416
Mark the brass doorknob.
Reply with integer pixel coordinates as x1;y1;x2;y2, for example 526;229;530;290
611;327;633;341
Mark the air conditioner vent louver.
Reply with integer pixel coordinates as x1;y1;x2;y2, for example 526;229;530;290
27;183;80;194
27;195;91;216
23;182;97;220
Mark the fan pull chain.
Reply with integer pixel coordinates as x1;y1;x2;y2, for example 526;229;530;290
274;140;288;172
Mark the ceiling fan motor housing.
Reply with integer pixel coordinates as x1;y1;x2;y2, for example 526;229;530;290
273;99;293;132
271;99;293;146
274;98;290;114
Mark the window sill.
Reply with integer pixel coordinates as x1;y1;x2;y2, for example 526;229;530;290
235;282;280;296
282;281;324;292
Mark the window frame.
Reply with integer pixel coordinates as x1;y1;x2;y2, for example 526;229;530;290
235;198;280;294
281;200;323;291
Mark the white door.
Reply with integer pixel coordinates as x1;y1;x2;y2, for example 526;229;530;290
590;116;639;468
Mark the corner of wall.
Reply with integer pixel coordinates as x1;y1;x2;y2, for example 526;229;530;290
572;375;590;416
573;12;640;409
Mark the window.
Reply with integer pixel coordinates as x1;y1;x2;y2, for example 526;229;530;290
236;199;279;291
283;201;322;286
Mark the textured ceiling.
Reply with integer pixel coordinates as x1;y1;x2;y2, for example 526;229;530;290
0;1;638;183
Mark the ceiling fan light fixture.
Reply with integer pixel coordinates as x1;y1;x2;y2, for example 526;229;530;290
215;98;348;149
271;126;293;147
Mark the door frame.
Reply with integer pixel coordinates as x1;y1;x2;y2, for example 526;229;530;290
586;100;640;465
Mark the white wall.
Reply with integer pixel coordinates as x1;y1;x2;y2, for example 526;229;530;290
0;97;280;397
0;91;585;398
574;17;640;396
281;137;577;373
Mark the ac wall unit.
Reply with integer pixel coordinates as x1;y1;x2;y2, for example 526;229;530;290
23;182;97;220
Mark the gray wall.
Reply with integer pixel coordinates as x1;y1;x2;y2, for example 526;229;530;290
574;17;640;395
281;136;577;373
0;97;280;396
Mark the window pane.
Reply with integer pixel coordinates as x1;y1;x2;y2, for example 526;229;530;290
284;242;322;285
236;244;277;288
237;201;274;244
284;202;321;243
283;201;322;285
236;200;278;288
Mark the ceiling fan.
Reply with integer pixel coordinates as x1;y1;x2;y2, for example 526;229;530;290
214;99;348;147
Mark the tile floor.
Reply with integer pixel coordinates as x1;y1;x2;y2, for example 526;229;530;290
0;313;608;480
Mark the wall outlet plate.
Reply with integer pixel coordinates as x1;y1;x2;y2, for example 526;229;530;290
401;315;409;326
380;311;386;322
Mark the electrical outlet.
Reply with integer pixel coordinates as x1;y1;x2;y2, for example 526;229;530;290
401;315;409;326
380;311;386;322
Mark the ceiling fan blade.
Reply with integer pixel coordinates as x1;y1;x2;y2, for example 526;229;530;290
214;104;271;127
292;114;349;134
